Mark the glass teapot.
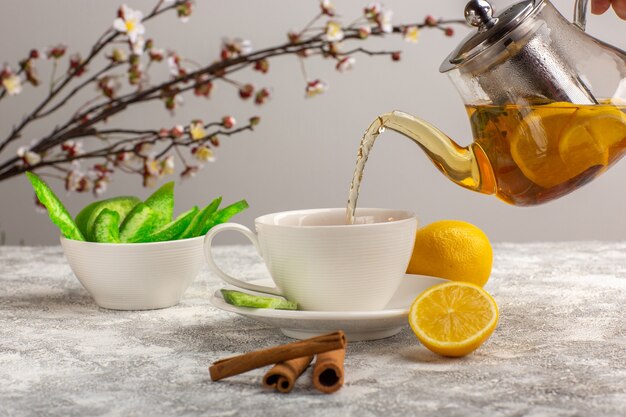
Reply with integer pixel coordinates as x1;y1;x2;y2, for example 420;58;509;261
353;0;625;207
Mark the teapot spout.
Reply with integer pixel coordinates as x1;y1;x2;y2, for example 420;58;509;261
376;110;496;194
347;110;497;224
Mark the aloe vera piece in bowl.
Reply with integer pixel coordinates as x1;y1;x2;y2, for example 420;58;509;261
198;200;249;236
179;197;222;239
119;203;161;243
144;181;174;228
141;206;199;243
221;289;298;310
93;209;121;243
26;172;85;241
75;196;140;241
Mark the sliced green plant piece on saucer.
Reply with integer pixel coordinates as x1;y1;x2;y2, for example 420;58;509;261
221;289;298;310
75;196;140;241
119;203;161;243
144;181;174;228
180;197;222;239
142;206;199;243
93;209;121;243
198;200;249;236
25;172;85;241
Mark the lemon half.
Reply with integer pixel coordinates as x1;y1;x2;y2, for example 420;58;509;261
409;282;499;357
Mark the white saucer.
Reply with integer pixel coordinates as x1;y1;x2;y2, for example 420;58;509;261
209;274;448;341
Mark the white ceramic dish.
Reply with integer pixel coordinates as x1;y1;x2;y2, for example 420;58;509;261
210;274;448;341
61;235;205;310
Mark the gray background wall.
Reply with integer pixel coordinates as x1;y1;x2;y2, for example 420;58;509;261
0;0;625;245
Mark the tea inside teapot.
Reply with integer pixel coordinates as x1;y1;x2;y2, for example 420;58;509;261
467;100;626;205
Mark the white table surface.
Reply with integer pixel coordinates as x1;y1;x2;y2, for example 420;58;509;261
0;243;625;417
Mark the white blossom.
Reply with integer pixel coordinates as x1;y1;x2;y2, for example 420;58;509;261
17;146;41;166
2;74;22;96
325;21;344;42
112;5;146;43
403;26;420;43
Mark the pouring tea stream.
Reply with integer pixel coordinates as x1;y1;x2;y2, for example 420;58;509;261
347;0;625;223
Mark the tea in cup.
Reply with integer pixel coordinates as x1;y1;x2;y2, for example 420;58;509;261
203;208;417;311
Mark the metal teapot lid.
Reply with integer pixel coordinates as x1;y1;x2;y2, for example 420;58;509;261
440;0;543;72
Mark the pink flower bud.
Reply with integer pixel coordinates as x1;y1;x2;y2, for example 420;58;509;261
149;49;164;62
222;116;236;129
305;79;328;97
75;176;91;193
69;53;86;76
46;44;67;59
287;32;300;44
297;48;312;58
254;59;269;74
320;0;335;16
194;75;213;97
336;57;355;73
176;1;193;22
115;152;132;164
425;15;438;27
181;165;199;179
358;26;371;39
254;88;270;105
239;84;254;99
171;125;185;138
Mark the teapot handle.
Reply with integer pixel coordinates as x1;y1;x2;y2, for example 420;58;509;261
573;0;588;31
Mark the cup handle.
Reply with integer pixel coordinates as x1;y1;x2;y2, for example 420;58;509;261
204;223;283;296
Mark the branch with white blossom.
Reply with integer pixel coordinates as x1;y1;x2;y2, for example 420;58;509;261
0;0;466;196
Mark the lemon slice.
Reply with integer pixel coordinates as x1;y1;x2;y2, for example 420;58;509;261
408;282;498;357
510;103;578;189
511;103;626;189
558;106;626;177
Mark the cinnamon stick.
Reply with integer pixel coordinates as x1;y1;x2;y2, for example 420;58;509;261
262;355;313;393
312;349;345;394
209;331;346;381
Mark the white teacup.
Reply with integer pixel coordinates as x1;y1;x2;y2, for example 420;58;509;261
203;208;417;311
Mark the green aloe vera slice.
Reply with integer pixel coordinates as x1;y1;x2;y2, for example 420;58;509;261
119;203;160;243
220;289;298;310
141;206;199;243
92;209;121;243
179;197;222;239
197;199;249;236
25;172;85;241
144;181;174;227
75;196;140;241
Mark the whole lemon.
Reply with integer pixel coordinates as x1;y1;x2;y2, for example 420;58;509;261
406;220;493;286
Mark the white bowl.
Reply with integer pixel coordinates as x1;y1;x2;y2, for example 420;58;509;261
60;236;205;310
